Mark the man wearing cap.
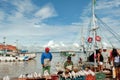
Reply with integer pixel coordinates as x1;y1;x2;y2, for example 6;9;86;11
41;47;52;74
64;56;73;71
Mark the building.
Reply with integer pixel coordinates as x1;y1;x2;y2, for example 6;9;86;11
0;44;17;53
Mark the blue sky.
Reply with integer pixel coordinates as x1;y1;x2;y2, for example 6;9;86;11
0;0;120;50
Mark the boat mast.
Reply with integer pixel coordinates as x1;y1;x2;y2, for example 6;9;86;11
80;26;85;52
92;0;97;69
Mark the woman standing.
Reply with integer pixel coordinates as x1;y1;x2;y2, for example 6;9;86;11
110;48;120;79
97;49;104;71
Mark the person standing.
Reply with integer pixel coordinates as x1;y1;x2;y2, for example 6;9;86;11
110;48;120;79
96;49;104;71
41;47;52;74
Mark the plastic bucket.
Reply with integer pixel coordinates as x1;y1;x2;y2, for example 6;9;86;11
85;74;95;80
76;76;86;80
59;77;71;80
95;72;106;80
51;74;59;80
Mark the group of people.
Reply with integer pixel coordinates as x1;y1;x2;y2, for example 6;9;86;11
40;47;74;74
88;48;120;79
40;47;120;79
88;48;104;71
97;48;120;79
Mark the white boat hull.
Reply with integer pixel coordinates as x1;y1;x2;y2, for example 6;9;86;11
19;53;36;60
0;56;29;62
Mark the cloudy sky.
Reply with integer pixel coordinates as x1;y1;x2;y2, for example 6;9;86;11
0;0;120;50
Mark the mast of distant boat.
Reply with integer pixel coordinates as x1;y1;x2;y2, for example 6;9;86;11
80;25;85;53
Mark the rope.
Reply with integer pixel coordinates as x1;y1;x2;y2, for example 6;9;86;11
98;24;114;48
93;15;120;49
96;15;120;43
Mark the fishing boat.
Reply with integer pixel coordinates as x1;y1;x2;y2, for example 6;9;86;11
0;54;29;61
57;0;118;79
84;0;120;66
18;49;36;60
60;51;76;57
78;0;120;79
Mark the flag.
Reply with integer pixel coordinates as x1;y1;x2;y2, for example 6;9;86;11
94;0;96;5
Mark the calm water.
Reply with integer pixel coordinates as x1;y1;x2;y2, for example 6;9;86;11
0;53;86;78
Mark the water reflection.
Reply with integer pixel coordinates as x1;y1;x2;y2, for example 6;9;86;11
0;59;39;78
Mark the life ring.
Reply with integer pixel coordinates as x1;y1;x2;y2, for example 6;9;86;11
95;36;101;41
88;37;93;43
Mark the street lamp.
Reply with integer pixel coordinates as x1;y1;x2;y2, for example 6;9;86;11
16;40;19;53
3;37;6;54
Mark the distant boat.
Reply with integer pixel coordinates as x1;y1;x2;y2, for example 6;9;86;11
60;51;76;57
0;44;36;62
18;50;36;60
0;54;29;61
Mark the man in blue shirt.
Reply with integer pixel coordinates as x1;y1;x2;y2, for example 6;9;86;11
41;47;52;74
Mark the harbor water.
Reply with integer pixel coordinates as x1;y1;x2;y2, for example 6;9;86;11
0;52;86;78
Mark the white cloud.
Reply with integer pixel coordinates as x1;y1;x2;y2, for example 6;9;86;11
0;0;80;49
35;3;57;20
47;40;54;47
101;17;120;29
0;1;58;37
12;0;36;13
6;0;36;22
0;1;60;41
60;42;66;47
96;0;120;9
43;40;60;48
73;43;79;48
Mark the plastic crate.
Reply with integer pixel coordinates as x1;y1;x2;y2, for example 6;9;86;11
95;72;106;80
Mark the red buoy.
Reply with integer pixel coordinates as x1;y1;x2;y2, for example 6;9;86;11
95;36;101;41
88;37;93;43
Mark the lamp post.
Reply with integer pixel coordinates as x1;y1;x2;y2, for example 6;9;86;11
3;37;6;54
16;40;18;53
